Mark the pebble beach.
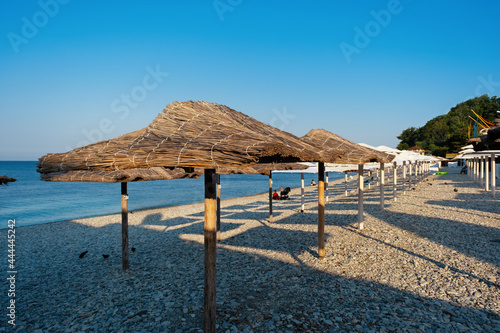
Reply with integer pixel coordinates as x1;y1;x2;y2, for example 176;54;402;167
2;168;500;332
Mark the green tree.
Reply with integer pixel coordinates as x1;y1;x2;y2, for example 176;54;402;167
396;95;499;155
397;127;419;147
397;142;409;150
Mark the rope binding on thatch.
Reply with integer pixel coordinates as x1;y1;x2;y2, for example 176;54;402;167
38;101;322;181
301;129;395;164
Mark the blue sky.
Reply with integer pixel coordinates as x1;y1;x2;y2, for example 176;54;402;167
1;0;499;160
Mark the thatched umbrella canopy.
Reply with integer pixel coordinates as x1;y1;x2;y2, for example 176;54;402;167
37;100;324;333
38;101;321;175
300;128;394;164
41;163;309;182
299;128;395;237
217;162;309;176
40;167;202;182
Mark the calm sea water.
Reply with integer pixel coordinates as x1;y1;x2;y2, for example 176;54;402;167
0;161;343;228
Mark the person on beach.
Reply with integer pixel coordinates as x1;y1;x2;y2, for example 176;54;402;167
272;190;280;200
310;179;316;186
280;186;291;199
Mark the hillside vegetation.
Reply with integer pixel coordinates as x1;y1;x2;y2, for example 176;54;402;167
397;95;500;156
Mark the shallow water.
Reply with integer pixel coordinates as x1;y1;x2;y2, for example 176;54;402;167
0;161;345;228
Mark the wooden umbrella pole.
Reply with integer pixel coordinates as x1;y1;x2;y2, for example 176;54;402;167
358;164;364;229
344;171;348;196
491;153;496;197
269;172;273;223
325;171;329;203
216;174;221;242
301;172;305;212
475;158;479;183
480;156;485;188
204;169;217;333
472;158;475;182
478;157;481;184
121;182;129;271
485;156;490;192
318;162;325;259
402;161;406;193
380;162;385;210
408;162;412;189
393;161;397;201
473;158;475;182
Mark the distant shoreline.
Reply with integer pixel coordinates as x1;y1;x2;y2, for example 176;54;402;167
3;177;349;230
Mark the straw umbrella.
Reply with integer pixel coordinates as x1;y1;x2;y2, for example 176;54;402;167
300;129;394;254
38;100;323;333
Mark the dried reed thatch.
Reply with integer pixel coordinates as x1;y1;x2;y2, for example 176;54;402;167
38;101;322;181
41;167;202;183
301;129;395;164
41;163;309;182
217;162;309;176
0;175;16;185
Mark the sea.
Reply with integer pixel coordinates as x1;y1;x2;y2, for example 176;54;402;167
0;161;345;229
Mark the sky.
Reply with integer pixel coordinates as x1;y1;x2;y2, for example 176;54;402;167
1;0;499;160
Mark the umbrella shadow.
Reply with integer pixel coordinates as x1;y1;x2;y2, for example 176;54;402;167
12;209;500;332
426;192;500;215
367;208;500;269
